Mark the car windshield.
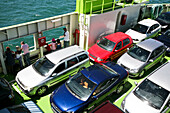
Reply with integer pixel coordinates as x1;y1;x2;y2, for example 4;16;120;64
97;38;116;51
127;45;150;62
158;13;170;21
66;73;97;101
33;56;55;76
131;24;148;34
134;79;169;110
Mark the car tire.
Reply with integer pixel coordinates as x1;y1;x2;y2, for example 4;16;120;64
78;67;85;73
116;84;124;94
138;70;145;78
36;86;47;96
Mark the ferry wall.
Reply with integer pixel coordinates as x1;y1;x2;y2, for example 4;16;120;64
87;5;141;47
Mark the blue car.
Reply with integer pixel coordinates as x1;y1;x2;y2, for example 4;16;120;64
155;29;170;54
50;61;128;113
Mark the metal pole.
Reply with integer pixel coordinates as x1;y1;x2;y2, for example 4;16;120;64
0;43;7;74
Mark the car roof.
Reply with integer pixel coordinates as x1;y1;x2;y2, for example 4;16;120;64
137;39;164;52
105;32;130;42
138;19;159;27
81;62;127;84
148;61;170;91
90;100;124;113
46;45;85;64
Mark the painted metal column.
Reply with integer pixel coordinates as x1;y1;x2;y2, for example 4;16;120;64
0;43;7;74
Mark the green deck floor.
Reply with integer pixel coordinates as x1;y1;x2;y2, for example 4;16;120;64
0;56;170;113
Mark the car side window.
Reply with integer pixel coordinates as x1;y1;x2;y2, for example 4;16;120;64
150;46;164;59
123;38;130;47
93;80;112;95
54;62;65;73
78;54;88;62
115;41;122;50
148;25;154;33
154;24;159;29
67;57;78;68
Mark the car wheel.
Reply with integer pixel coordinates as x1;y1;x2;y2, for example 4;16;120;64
116;84;124;94
78;67;85;72
138;70;145;78
36;86;47;96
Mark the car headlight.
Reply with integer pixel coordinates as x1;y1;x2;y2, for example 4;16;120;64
130;68;138;73
97;57;103;61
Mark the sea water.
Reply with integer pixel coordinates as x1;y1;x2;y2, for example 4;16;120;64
0;0;169;51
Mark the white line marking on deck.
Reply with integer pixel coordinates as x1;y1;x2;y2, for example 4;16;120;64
12;84;21;94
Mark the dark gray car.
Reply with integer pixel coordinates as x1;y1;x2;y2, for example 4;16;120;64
117;39;166;77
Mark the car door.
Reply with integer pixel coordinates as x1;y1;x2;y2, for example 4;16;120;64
47;62;67;87
147;24;160;38
145;46;165;70
110;41;123;60
87;78;119;110
147;25;155;38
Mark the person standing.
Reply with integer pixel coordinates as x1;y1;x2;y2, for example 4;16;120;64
21;41;31;66
60;27;69;48
5;47;15;74
56;39;61;49
50;38;57;52
15;46;23;70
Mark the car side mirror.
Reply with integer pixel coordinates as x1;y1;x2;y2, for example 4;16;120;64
134;81;138;86
149;59;154;62
93;95;98;100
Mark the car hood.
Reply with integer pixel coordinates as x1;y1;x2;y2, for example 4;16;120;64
125;29;146;41
52;84;84;112
88;44;111;59
124;93;159;113
16;65;46;88
118;53;144;70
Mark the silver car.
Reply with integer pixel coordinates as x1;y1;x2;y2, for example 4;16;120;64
121;61;170;113
117;39;166;77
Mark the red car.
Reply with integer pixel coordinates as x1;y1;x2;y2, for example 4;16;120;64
88;32;133;63
90;100;124;113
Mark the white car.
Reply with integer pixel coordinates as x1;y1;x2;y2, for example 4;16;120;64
121;61;170;113
125;19;161;43
15;45;90;96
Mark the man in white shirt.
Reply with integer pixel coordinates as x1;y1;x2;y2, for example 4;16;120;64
60;27;69;48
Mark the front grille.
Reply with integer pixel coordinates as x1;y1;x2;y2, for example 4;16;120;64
90;54;96;59
51;102;62;113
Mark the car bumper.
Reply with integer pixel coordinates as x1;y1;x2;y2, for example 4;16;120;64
16;78;36;96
